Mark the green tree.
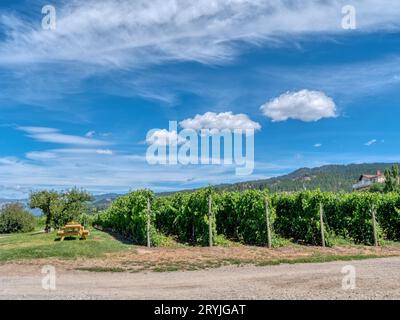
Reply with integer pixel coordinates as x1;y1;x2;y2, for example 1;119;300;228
52;189;93;228
29;189;93;231
29;190;58;232
384;165;400;192
0;203;36;234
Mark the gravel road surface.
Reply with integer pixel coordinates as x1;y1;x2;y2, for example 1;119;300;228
1;257;399;299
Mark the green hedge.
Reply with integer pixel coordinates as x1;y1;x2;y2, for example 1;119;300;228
216;190;272;245
376;193;400;241
154;189;217;246
93;189;156;245
273;191;400;245
94;188;400;247
272;191;330;245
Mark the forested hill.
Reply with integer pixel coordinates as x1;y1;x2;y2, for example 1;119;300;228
88;162;398;209
215;163;398;193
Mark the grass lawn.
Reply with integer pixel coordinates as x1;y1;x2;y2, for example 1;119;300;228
0;228;131;262
1;229;400;273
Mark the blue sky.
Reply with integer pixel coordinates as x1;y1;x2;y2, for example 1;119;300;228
0;0;399;198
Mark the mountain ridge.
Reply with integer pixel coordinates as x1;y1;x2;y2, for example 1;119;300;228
158;162;398;195
212;162;396;193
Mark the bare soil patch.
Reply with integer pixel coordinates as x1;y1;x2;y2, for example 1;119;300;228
4;244;400;273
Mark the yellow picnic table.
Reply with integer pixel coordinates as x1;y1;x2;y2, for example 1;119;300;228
57;221;90;241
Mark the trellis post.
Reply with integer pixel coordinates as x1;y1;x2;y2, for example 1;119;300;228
265;198;272;249
319;202;326;248
208;194;213;247
371;206;378;247
147;197;151;248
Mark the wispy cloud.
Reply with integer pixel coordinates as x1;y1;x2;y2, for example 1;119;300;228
364;139;377;146
17;126;108;146
26;151;57;160
258;57;400;102
0;148;263;197
1;0;399;68
0;1;399;106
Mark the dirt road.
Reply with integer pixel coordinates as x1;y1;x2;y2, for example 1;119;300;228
1;257;399;299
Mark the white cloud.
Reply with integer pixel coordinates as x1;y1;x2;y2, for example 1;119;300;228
365;139;377;146
180;112;261;131
314;143;322;148
17;126;108;146
260;90;337;122
146;129;186;146
85;130;96;138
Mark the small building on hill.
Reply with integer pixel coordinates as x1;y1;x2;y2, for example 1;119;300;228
352;170;385;190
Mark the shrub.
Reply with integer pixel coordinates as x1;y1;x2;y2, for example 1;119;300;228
218;190;271;245
216;191;241;240
95;189;154;245
323;192;382;245
154;188;218;246
272;191;332;245
376;192;400;241
0;203;36;234
272;191;400;245
77;213;95;227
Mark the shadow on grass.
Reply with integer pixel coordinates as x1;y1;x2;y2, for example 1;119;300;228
93;226;135;245
54;236;87;242
29;231;47;236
